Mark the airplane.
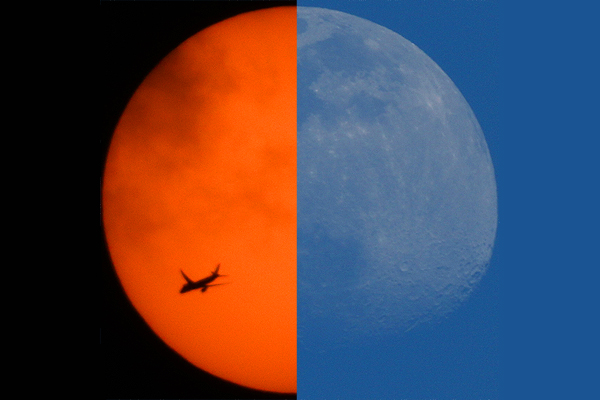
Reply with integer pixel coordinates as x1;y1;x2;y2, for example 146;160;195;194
180;264;229;294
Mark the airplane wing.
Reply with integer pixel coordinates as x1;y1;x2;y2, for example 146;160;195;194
206;282;229;287
201;282;230;293
180;270;194;284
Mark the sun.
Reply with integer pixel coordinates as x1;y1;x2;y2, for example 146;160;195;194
102;6;296;394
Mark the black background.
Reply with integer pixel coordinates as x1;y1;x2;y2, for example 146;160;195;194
100;1;296;399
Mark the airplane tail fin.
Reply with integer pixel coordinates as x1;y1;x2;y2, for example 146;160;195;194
180;270;193;284
213;263;221;275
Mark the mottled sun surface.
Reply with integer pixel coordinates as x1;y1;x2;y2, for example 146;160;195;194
102;7;296;393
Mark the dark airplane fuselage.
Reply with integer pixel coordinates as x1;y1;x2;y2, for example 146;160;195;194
180;274;218;294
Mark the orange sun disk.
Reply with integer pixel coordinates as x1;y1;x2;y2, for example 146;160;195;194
102;7;296;393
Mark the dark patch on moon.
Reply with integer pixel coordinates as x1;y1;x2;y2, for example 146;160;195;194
297;16;308;35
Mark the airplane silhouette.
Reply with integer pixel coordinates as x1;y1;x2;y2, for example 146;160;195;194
180;264;229;294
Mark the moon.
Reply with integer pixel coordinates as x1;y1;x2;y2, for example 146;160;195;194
297;7;497;351
102;6;296;394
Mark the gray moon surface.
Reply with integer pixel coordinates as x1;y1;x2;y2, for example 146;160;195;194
297;7;497;350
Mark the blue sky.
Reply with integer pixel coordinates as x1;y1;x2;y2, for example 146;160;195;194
497;2;598;398
102;1;598;399
297;1;599;399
